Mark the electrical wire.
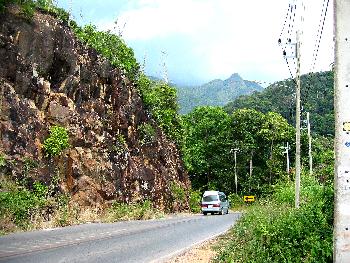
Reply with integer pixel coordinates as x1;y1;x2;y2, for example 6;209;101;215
278;1;297;81
279;4;292;40
310;0;330;72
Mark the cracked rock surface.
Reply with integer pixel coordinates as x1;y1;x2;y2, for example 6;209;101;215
0;7;189;212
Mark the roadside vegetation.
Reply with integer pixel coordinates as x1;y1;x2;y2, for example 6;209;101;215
0;173;164;235
213;174;333;263
0;123;163;234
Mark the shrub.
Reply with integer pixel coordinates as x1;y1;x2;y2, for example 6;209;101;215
169;181;186;203
0;0;35;17
0;180;48;228
73;24;139;80
0;154;5;167
112;134;127;155
227;193;245;210
189;189;201;213
43;125;70;157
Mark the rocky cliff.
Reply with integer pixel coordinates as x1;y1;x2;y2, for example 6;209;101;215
0;7;189;211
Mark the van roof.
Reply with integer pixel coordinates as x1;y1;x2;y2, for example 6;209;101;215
203;190;220;196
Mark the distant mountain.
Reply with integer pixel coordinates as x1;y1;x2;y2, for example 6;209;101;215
176;73;264;114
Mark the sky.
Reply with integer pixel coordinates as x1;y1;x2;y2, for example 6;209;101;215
55;0;334;86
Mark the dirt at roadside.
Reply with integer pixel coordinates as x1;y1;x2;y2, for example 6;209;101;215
166;238;219;263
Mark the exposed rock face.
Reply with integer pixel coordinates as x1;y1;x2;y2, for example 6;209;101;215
0;8;189;211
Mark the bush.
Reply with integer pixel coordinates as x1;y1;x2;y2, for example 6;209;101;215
189;189;201;213
43;125;70;157
73;24;139;80
227;193;245;210
0;154;5;167
0;0;35;17
169;182;186;203
0;180;48;228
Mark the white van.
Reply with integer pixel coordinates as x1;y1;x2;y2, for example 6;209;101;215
201;191;229;215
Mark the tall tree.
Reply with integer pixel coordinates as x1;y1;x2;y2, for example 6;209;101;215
182;106;232;191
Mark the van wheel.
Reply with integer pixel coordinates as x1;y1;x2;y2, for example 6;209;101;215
203;212;207;216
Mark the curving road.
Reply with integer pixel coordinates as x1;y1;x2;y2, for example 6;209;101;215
0;212;241;263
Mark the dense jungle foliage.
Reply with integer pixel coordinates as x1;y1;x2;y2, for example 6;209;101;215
182;106;333;196
225;71;334;136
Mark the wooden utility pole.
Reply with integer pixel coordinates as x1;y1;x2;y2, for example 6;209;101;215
295;29;301;209
307;112;313;175
334;0;350;261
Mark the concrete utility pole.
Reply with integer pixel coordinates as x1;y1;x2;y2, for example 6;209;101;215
234;148;239;194
295;29;301;209
282;142;290;173
334;0;350;261
307;112;313;175
249;150;253;192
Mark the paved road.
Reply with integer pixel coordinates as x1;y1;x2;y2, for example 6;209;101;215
0;212;241;263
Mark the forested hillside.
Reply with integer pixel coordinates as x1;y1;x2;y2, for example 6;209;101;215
225;71;334;136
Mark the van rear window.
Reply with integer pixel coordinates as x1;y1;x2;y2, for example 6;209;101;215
203;195;218;202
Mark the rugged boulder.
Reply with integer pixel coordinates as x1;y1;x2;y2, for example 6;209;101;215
0;7;189;211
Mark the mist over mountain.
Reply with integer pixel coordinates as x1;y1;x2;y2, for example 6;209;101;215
176;73;264;114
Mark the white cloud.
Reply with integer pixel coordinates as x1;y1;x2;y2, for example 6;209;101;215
97;0;217;40
93;0;334;84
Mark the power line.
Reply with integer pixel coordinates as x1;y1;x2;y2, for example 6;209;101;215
278;2;298;80
279;4;292;39
310;0;330;72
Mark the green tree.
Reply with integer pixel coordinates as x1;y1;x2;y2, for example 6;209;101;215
182;106;233;191
259;112;294;184
230;109;265;193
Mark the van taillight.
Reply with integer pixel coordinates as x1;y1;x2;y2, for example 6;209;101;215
213;204;220;207
201;204;207;208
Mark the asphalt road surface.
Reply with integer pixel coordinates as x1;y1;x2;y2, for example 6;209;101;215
0;212;241;263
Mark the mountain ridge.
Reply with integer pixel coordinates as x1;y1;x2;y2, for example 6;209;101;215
176;73;264;114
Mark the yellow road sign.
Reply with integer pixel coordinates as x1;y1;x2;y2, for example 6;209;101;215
343;122;350;131
244;195;255;202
